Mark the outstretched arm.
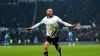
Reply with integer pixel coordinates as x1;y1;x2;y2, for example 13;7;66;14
59;21;73;27
25;19;44;32
57;17;73;26
57;16;78;28
30;22;41;29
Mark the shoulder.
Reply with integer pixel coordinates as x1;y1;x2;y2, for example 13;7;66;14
42;16;47;20
52;15;61;21
53;15;61;20
53;15;59;18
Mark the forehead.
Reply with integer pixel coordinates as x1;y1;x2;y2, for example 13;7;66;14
46;9;53;11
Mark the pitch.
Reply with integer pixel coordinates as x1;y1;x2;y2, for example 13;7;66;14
0;45;100;56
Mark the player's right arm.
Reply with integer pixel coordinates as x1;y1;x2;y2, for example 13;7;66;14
25;19;44;32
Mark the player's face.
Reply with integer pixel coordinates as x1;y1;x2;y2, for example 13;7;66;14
46;9;53;17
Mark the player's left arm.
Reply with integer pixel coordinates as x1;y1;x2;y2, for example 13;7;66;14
57;16;78;28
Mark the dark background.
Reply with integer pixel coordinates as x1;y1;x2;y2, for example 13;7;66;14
0;0;100;28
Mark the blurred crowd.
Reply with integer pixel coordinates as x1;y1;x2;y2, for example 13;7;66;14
64;27;100;42
0;27;100;44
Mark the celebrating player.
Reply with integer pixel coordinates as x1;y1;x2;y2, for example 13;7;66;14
26;8;78;56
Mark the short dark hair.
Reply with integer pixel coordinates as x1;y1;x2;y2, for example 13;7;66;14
46;8;52;10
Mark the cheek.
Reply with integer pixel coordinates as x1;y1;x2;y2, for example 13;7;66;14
47;12;50;14
46;12;49;14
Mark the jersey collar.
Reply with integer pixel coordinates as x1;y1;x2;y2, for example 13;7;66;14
47;15;54;18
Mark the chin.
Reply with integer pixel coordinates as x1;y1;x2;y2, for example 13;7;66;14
50;14;53;16
47;14;53;18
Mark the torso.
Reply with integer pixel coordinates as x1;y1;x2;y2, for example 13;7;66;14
43;16;59;38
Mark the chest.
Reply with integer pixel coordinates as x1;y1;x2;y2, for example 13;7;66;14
44;18;58;26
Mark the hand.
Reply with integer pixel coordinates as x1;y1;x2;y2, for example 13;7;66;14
72;24;79;29
25;28;32;32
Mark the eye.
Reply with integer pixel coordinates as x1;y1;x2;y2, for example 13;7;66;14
49;11;52;12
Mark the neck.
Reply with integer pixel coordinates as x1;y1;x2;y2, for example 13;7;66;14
47;15;53;18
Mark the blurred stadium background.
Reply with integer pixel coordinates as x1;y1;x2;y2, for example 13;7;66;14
0;0;100;45
0;0;100;56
